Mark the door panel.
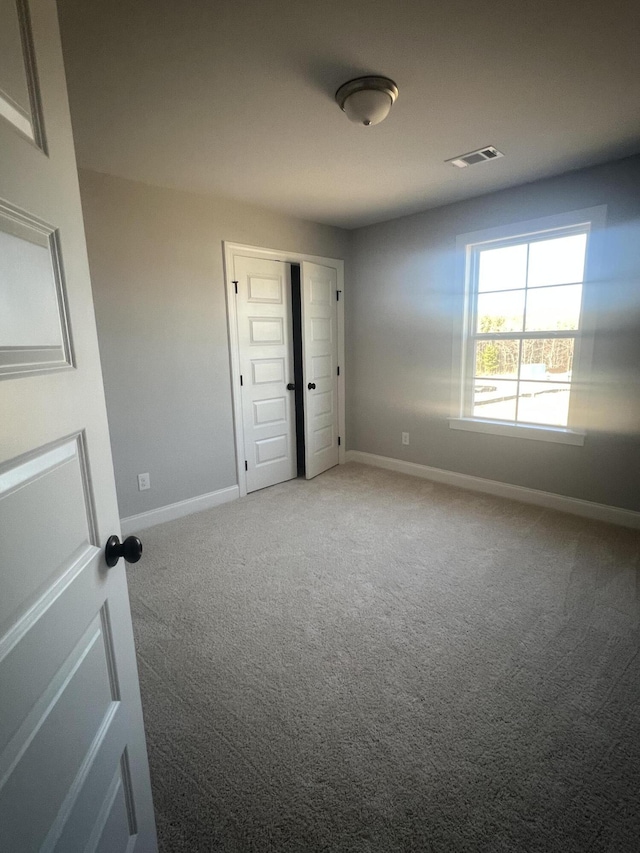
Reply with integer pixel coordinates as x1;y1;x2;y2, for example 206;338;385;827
0;204;72;376
0;438;93;633
302;262;339;479
0;1;156;851
0;0;42;144
53;723;136;852
234;255;297;492
1;618;115;850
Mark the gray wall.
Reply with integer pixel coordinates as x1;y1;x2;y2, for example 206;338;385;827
79;169;350;519
348;156;640;511
82;157;640;519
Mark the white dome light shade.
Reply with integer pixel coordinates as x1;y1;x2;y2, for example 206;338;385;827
343;89;392;126
335;76;398;127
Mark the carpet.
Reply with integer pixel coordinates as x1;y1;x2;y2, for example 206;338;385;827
126;462;640;852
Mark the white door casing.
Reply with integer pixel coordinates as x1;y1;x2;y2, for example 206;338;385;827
233;255;297;493
0;2;157;851
301;261;340;479
224;243;345;498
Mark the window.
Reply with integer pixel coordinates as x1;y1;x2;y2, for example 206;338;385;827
450;208;606;445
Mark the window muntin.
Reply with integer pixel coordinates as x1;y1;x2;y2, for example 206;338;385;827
464;227;589;429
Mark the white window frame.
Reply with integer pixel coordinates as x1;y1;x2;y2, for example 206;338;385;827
449;206;607;445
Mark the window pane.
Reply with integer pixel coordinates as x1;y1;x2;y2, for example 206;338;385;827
475;339;519;378
527;234;587;288
525;284;582;332
478;244;527;292
476;290;524;333
473;378;517;421
516;382;571;426
520;338;574;378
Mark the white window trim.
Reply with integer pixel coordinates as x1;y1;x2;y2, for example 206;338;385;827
449;206;607;445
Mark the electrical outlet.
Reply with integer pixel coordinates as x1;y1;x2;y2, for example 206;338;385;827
138;472;150;491
402;432;410;446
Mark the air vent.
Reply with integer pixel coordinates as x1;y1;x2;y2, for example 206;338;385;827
446;146;504;168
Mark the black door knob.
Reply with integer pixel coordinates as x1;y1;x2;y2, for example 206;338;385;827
286;383;295;390
105;535;143;568
307;382;316;390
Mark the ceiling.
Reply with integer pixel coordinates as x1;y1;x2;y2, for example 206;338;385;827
57;0;640;229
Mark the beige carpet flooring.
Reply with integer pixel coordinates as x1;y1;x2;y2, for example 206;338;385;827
126;462;640;852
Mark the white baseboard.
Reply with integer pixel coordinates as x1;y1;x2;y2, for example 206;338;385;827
120;484;239;534
345;450;640;530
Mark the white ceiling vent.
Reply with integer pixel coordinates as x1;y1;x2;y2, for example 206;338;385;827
446;146;504;168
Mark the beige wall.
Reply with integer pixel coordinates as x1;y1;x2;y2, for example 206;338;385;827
79;169;350;519
348;156;640;511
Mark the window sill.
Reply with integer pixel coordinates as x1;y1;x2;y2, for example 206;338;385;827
448;417;585;446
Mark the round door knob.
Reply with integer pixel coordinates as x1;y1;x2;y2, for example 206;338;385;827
105;535;143;568
307;382;316;390
286;383;295;390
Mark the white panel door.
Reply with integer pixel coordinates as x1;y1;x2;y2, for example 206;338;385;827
234;255;297;492
302;261;339;479
0;2;157;852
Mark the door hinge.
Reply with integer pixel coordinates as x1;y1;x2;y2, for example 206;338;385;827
338;436;341;446
244;460;248;471
240;374;243;386
337;365;340;376
233;280;238;294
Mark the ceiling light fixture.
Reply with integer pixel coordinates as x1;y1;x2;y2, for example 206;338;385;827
335;76;399;127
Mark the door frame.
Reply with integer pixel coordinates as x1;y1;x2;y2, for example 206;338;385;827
223;242;345;498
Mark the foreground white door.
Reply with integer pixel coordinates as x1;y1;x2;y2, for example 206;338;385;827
301;262;339;479
0;2;157;851
233;255;297;492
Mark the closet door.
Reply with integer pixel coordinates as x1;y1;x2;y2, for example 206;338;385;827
234;255;297;492
301;261;339;479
